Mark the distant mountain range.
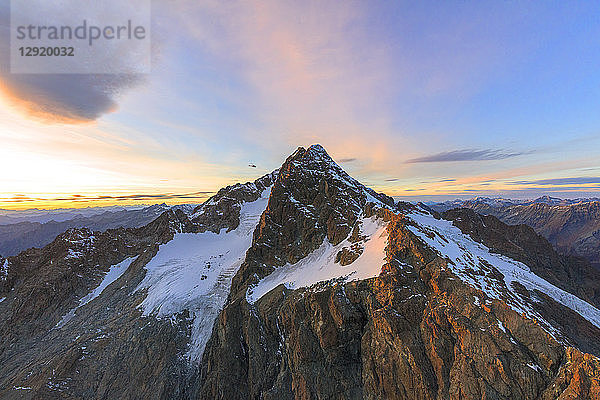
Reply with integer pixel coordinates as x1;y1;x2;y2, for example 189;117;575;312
430;196;600;268
0;204;197;257
429;195;600;210
0;205;149;225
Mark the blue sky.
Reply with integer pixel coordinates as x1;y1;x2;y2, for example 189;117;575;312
1;0;600;208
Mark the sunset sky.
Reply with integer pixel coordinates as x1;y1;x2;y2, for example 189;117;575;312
1;1;600;209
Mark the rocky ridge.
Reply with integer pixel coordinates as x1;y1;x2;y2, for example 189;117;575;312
431;198;600;268
0;203;198;257
441;208;600;310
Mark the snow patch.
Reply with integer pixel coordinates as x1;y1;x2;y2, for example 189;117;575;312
247;215;388;303
56;257;136;328
1;259;8;281
136;188;271;362
526;363;541;372
497;320;507;333
65;249;83;259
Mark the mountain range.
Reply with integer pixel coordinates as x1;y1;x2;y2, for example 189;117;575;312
1;145;599;399
430;196;600;210
0;204;197;257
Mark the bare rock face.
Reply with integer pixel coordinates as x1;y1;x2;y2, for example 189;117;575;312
335;243;364;266
540;347;600;399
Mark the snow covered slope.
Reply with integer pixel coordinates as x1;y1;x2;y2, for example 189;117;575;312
136;188;271;361
56;256;137;328
406;209;600;336
247;215;388;303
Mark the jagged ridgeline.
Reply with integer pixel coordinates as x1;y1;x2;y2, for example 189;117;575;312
1;145;599;399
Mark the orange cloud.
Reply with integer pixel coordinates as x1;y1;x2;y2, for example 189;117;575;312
0;81;97;124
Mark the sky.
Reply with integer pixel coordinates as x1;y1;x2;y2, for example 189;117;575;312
1;0;600;209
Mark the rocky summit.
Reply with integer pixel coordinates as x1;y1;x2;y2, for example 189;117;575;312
1;145;599;399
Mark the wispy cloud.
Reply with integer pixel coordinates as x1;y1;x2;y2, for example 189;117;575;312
0;192;214;204
406;148;525;163
510;177;600;186
170;0;403;171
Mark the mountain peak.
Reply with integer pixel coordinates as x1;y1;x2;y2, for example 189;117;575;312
280;144;395;209
306;143;328;155
228;144;393;295
286;143;336;165
281;144;356;185
533;195;562;205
